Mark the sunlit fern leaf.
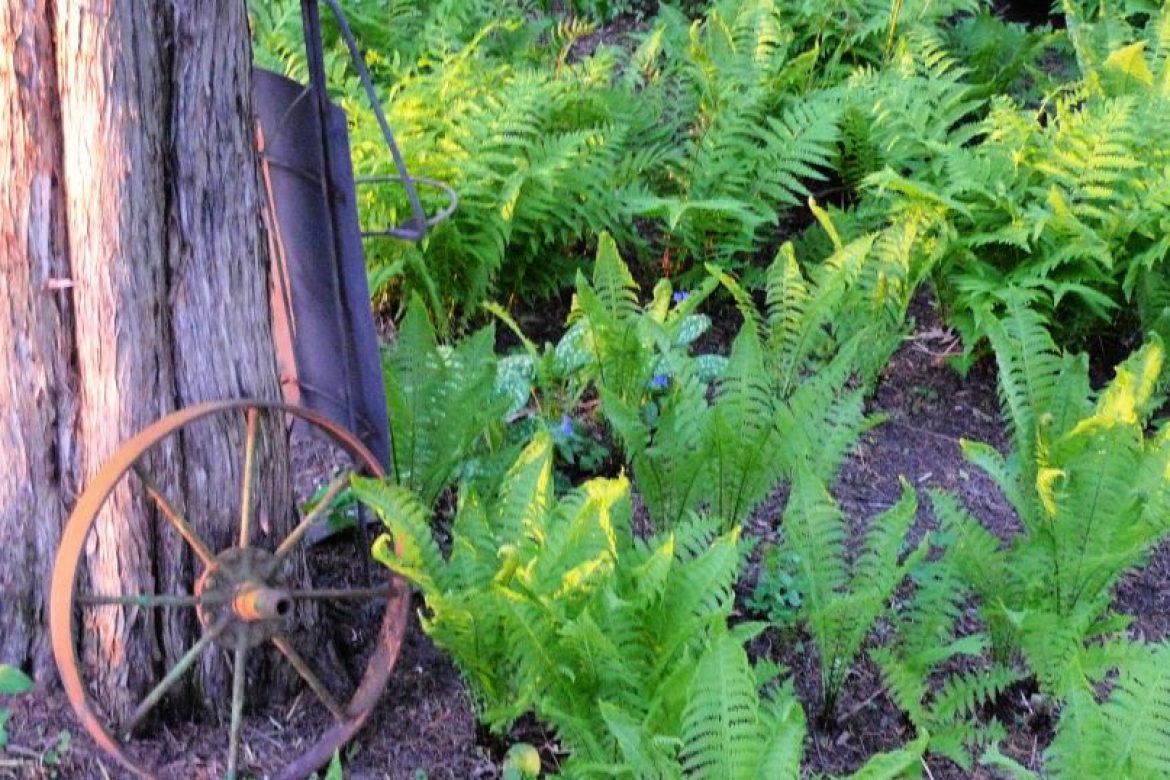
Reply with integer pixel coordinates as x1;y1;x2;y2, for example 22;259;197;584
448;490;498;588
532;476;627;597
357;478;450;594
492;431;556;548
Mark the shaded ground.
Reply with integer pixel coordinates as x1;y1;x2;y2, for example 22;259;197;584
0;609;484;780
6;291;1170;779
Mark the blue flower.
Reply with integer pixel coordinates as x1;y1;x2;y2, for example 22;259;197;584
648;373;670;390
672;290;689;304
555;415;574;437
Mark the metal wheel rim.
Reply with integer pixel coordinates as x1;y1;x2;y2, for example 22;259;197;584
49;399;410;780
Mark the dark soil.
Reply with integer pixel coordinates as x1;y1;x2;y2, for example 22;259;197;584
7;292;1170;779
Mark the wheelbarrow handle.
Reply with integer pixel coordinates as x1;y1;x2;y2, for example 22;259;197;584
307;0;441;242
354;175;459;241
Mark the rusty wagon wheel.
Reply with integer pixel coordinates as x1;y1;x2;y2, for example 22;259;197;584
50;399;410;780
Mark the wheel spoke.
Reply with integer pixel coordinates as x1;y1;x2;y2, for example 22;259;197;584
239;408;259;550
271;634;347;722
77;591;219;609
226;627;249;780
265;474;349;575
124;614;231;735
288;585;393;602
134;465;216;567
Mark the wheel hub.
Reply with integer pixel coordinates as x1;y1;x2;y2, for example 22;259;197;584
196;547;292;649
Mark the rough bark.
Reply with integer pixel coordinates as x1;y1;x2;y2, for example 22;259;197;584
1;0;294;720
0;0;77;682
164;0;296;707
56;0;180;717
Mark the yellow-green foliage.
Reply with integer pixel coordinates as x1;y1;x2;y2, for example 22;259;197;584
934;299;1170;697
873;3;1170;348
354;433;802;777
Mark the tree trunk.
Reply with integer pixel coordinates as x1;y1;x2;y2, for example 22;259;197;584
0;0;77;683
2;0;296;722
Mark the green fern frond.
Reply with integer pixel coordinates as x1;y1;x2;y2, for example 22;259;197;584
679;634;764;779
853;482;918;593
754;681;806;779
931;666;1024;725
928;490;1013;614
384;295;509;505
492;431;556;547
1047;643;1170;777
661;525;742;633
841;729;929;780
784;468;849;604
977;294;1090;467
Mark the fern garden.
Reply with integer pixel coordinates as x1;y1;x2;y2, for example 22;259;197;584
252;1;1170;777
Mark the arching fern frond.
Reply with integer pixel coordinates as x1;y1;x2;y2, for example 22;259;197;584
1047;643;1170;777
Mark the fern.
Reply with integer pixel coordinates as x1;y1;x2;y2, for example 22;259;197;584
338;8;674;323
781;470;923;718
629;0;847;276
679;634;768;778
977;292;1091;488
871;4;1170;347
562;236;892;531
1047;642;1170;778
934;304;1170;698
382;295;510;505
357;432;766;771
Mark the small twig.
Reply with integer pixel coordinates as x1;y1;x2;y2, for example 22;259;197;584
884;420;968;446
835;685;888;726
811;731;826;766
921;756;937;780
